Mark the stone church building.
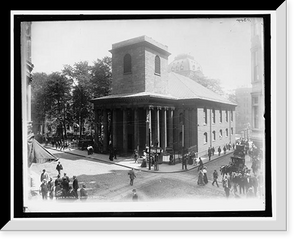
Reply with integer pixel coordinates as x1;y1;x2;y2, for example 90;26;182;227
91;36;236;157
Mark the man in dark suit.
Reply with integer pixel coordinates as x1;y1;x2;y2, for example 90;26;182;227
72;176;79;199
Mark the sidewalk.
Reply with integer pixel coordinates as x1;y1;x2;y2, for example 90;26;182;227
45;145;235;173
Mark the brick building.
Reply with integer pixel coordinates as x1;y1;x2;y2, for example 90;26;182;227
91;36;236;157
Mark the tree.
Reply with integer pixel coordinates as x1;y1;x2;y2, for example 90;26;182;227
43;72;73;139
188;72;225;96
90;57;112;98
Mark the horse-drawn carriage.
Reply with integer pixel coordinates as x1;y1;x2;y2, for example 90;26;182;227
220;145;247;177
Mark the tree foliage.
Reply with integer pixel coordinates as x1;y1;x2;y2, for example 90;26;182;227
31;56;112;139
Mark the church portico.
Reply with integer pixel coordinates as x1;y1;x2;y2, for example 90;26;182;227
93;100;176;155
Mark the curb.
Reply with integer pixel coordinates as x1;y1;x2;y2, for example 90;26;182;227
46;146;233;174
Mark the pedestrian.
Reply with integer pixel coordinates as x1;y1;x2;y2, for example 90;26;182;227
72;176;79;199
223;175;230;198
223;146;227;155
132;189;138;201
208;149;211;161
197;157;204;171
218;146;221;156
40;169;49;183
79;184;88;200
154;154;159;171
197;169;204;185
62;173;70;183
87;145;94;155
134;149;139;163
212;146;215;156
40;179;48;200
212;169;219;187
113;147;117;159
128;168;136;186
203;167;208;184
182;155;187;170
56;161;63;175
55;174;62;187
47;177;55;199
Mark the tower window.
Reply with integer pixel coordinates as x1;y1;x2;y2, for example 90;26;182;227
155;55;161;75
124;54;131;74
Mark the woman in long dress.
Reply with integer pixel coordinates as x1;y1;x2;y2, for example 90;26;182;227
197;169;204;185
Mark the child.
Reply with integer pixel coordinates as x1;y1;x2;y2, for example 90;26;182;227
132;189;138;201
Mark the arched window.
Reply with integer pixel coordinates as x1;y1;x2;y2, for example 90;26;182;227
219;129;223;138
155;55;161;74
204;132;208;144
226;128;228;137
212;131;216;141
124;54;131;74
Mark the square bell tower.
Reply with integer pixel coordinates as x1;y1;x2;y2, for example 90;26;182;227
109;36;171;95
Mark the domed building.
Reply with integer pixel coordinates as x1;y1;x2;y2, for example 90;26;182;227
168;54;204;77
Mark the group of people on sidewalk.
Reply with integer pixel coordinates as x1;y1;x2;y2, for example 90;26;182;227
39;162;88;200
207;143;235;160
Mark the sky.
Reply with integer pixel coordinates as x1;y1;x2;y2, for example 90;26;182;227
31;18;253;92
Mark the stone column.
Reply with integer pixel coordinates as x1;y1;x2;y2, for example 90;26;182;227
103;109;108;152
161;107;167;150
123;108;128;154
168;109;174;148
145;106;152;147
184;109;190;150
134;108;139;151
156;107;161;147
112;109;117;149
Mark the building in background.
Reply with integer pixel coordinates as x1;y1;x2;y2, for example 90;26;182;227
168;53;204;78
91;36;236;157
250;18;264;148
235;87;252;139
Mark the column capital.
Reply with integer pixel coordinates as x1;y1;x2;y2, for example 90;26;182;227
156;106;162;110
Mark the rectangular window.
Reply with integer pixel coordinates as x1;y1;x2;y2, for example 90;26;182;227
231;111;233;122
231;127;233;135
226;110;228;122
219;110;222;123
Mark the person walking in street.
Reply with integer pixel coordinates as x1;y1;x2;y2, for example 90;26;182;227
223;146;227;155
212;146;215;156
40;169;49;183
212;169;219;187
197;157;204;171
197;169;204;186
56;161;63;175
218;146;221;156
40;179;48;200
128;168;136;186
134;149;139;163
208;148;212;161
72;176;79;199
203;167;208;184
182;155;187;170
223;175;230;198
62;173;70;184
47;177;55;200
